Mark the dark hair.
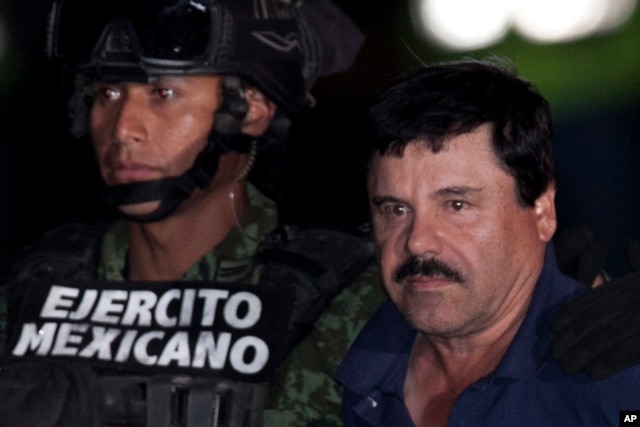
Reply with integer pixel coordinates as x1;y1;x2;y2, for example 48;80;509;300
367;57;556;207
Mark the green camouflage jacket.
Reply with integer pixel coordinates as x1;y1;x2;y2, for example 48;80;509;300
96;184;386;426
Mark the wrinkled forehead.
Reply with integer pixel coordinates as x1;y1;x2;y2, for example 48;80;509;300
366;127;516;197
368;125;501;173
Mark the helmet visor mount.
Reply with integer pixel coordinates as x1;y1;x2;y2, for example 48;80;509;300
48;0;221;81
49;0;315;112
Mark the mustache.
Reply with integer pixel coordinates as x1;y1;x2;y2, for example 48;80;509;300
393;256;465;284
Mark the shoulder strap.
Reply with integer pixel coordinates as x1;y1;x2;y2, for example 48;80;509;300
8;222;106;282
258;223;375;351
3;222;107;340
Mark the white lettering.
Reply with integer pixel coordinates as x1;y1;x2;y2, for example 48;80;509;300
158;332;191;367
78;326;121;359
224;292;261;329
121;291;157;326
91;290;128;324
156;289;180;327
133;331;164;365
191;331;232;369
18;285;274;378
229;336;269;374
51;323;88;356
179;289;196;327
40;286;78;319
115;330;138;362
198;289;229;326
68;289;98;320
12;323;57;355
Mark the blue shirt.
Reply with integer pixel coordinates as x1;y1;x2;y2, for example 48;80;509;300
336;247;640;426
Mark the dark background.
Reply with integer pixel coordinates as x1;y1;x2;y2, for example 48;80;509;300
0;0;639;278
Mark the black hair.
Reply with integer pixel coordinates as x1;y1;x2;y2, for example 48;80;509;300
366;57;556;207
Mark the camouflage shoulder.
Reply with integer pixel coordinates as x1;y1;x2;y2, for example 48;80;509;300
2;222;108;347
263;265;386;426
8;221;107;282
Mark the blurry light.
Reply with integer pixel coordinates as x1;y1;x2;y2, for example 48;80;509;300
598;0;638;32
411;0;638;50
411;0;514;51
514;0;610;43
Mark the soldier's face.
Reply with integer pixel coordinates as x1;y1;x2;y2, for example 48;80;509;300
90;75;223;217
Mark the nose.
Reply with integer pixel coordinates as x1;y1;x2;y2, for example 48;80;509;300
113;93;146;145
404;212;444;257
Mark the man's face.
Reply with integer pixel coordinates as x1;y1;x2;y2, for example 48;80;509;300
90;75;223;217
368;124;556;338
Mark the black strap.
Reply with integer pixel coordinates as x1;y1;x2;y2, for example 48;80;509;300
99;374;266;427
258;224;375;348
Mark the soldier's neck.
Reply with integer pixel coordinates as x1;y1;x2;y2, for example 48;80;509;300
126;182;248;281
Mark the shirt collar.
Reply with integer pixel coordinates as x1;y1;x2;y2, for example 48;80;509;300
491;244;586;380
336;244;587;394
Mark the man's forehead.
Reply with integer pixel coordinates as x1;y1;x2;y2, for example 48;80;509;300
372;126;497;166
367;129;512;193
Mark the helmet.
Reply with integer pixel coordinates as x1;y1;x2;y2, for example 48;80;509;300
47;0;365;114
46;0;364;222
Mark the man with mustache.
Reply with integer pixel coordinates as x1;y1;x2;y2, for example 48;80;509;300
337;58;640;426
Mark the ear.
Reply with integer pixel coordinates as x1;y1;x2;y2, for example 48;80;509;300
534;185;557;243
241;87;277;137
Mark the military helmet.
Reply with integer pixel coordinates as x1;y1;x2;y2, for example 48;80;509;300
46;0;364;114
45;0;364;222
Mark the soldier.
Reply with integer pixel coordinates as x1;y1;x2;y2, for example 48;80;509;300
0;0;386;425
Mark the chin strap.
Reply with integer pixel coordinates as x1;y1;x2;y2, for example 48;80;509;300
99;76;252;223
101;132;253;223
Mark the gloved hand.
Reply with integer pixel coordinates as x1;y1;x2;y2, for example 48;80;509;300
551;239;640;380
554;226;607;286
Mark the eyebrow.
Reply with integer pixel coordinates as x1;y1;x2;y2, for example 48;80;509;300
370;186;483;207
436;186;482;197
371;195;403;207
375;186;481;198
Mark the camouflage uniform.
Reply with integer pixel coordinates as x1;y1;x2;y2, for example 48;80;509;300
21;183;387;426
264;266;384;426
98;184;277;286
